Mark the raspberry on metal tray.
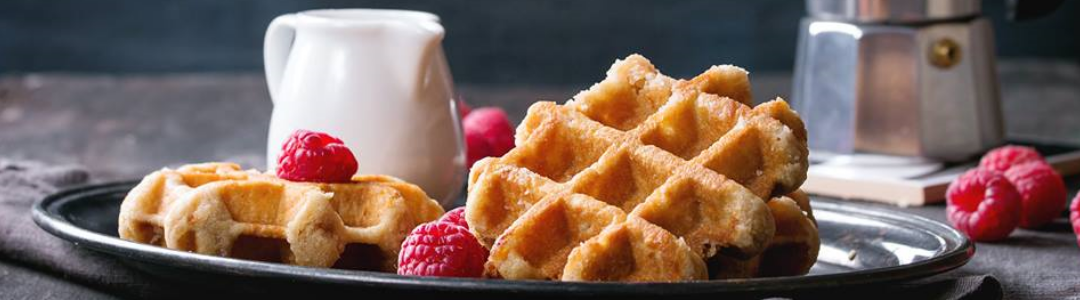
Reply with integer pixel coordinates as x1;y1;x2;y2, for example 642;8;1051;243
438;207;470;229
398;221;488;278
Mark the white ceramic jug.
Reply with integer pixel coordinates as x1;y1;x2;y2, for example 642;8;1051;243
264;9;464;206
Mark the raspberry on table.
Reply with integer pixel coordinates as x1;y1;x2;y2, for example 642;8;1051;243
463;107;515;168
1004;162;1067;229
979;145;1044;173
438;207;469;229
946;168;1022;242
398;221;488;278
276;129;359;183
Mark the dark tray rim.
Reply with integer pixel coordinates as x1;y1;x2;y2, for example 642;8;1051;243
32;180;975;295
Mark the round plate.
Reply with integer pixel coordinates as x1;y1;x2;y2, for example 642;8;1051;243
33;181;973;298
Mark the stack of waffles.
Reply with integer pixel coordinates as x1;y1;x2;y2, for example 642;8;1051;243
465;54;819;281
118;162;444;272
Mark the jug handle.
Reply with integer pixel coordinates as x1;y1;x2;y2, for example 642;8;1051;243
264;14;297;104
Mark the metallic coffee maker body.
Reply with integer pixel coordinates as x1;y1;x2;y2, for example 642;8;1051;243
793;0;1002;161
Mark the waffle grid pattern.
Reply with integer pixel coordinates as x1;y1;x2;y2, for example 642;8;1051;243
466;54;815;281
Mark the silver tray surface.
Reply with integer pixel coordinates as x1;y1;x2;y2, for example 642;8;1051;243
33;181;973;298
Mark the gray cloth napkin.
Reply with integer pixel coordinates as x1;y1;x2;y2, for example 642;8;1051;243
0;158;1002;299
800;274;1003;300
0;158;200;299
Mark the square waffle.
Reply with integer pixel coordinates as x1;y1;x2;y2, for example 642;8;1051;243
465;54;816;281
118;162;444;272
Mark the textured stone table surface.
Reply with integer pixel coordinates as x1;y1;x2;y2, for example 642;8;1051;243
1;61;1079;299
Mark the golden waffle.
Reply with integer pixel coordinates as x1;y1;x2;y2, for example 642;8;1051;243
708;190;820;278
465;54;813;281
484;193;706;281
118;162;443;271
563;216;708;281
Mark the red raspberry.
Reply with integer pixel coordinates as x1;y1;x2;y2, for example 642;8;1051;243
1070;193;1080;248
438;207;469;229
398;221;487;278
979;145;1044;173
1004;162;1067;228
463;107;515;168
464;128;493;169
946;168;1022;242
276;130;358;183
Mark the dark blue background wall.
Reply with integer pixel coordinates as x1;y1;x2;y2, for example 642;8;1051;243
1;0;1077;84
